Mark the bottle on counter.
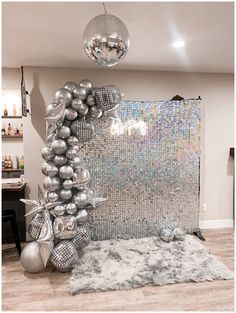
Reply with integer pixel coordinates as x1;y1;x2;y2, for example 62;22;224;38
19;155;24;169
16;155;20;169
20;123;23;136
8;156;13;169
1;128;6;136
4;156;8;168
2;156;5;169
13;104;17;116
14;127;20;136
7;123;12;136
3;104;8;117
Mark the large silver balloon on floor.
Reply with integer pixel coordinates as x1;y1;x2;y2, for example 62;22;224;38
83;14;130;67
20;242;45;273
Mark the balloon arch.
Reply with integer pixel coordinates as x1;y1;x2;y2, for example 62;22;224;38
20;80;121;273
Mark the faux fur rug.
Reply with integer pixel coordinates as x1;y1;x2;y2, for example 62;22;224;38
70;235;233;295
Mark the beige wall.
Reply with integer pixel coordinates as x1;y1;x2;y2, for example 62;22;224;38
2;67;234;223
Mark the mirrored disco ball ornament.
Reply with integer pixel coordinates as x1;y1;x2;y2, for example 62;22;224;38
71;119;94;142
83;13;130;67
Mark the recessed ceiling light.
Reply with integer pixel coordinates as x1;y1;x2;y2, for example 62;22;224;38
172;41;185;48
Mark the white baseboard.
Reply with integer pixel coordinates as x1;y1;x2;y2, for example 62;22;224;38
199;219;233;229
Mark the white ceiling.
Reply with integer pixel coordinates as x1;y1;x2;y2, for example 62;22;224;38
2;2;234;73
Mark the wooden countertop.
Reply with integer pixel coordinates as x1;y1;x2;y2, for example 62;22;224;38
2;180;26;191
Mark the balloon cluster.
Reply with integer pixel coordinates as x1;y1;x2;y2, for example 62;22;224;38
20;79;122;273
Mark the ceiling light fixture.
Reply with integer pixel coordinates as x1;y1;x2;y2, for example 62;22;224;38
83;2;130;67
172;41;185;48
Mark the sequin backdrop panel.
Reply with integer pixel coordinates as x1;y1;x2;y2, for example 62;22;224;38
79;100;201;240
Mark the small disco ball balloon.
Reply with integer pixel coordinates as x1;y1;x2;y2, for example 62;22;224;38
83;13;130;67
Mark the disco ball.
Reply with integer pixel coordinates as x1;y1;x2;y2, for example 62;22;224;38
83;13;130;67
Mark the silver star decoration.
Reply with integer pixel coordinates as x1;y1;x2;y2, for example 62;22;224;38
45;101;65;136
86;190;108;209
20;185;63;217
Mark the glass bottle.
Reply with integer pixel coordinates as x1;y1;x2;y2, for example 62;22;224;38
7;123;12;136
3;104;8;117
1;128;6;136
13;104;17;116
2;156;5;169
16;156;20;169
9;156;13;169
4;156;9;168
19;155;24;169
20;123;23;136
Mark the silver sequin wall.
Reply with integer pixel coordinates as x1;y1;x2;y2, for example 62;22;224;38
79;100;201;240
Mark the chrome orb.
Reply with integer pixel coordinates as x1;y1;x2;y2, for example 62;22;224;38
83;13;130;67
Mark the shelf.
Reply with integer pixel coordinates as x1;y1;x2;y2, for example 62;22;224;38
2;116;22;119
2;168;23;172
2;135;23;139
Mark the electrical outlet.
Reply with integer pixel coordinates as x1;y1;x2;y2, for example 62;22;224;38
202;203;207;212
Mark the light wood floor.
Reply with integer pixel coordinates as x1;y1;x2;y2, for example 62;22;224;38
2;228;234;311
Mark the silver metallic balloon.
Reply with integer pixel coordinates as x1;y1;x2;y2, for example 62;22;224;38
59;165;74;179
55;88;73;107
53;216;77;240
58;125;71;139
41;146;55;161
20;242;45;273
64;81;78;92
86;95;96;106
73;86;87;100
72;225;91;249
71;119;94;142
28;213;44;240
94;85;121;111
46;102;58;116
46;132;57;145
73;167;91;188
73;192;88;209
47;191;59;202
52;205;65;216
62;179;74;190
71;98;83;111
59;189;73;201
41;161;58;177
67;135;79;147
66;147;78;160
65;108;78;121
173;227;185;241
83;13;129;67
76;101;89;116
79;79;93;94
160;228;174;243
51;139;67;155
89;105;103;119
41;161;49;175
49;240;78;272
76;209;89;224
43;176;60;192
65;202;77;215
68;156;81;169
54;155;67;166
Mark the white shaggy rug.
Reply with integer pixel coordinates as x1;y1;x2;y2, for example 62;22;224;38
70;235;233;295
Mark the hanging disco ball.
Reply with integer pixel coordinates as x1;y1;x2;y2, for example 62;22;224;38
83;13;130;67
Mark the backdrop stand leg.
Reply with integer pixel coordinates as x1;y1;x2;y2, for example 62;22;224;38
193;229;206;241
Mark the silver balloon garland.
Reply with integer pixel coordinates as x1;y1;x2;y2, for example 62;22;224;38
20;80;121;273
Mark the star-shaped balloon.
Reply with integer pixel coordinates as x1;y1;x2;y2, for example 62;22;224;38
20;185;63;217
86;190;108;209
45;101;65;136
